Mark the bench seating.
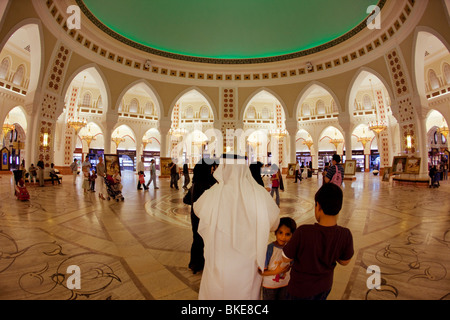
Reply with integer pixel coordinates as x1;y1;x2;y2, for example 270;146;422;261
25;168;63;184
392;174;429;186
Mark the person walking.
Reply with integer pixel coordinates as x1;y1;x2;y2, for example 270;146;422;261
270;166;284;207
70;158;78;185
324;154;344;186
282;183;354;300
37;155;45;187
182;162;190;190
28;163;37;183
169;161;179;190
137;156;148;190
96;156;106;200
294;161;301;183
146;159;159;189
183;159;217;274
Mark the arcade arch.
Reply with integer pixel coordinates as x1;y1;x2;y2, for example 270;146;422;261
169;89;215;167
1;106;27;170
243;90;287;166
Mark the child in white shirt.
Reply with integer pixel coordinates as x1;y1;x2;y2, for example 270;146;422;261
259;217;297;300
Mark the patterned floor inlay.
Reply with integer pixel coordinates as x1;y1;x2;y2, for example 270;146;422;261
0;171;449;300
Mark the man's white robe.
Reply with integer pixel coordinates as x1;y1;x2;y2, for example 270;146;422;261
194;162;280;300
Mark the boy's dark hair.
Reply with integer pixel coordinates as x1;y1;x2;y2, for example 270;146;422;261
314;183;343;216
277;217;297;234
332;154;341;163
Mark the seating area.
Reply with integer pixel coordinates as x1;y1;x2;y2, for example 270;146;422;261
392;174;429;186
24;169;63;184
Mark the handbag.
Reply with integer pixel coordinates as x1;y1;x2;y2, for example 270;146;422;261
183;184;194;205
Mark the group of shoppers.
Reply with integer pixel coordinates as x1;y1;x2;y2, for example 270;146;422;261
182;153;352;300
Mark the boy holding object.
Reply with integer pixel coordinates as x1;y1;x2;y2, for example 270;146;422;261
259;217;297;300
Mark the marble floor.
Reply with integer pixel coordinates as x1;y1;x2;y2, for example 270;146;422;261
0;170;449;300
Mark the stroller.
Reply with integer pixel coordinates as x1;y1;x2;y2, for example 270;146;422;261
13;170;30;201
104;175;124;201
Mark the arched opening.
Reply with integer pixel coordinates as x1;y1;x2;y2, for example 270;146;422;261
74;122;104;169
112;125;136;171
414;29;450;102
295;129;314;167
426;110;449;175
55;67;110;167
1;106;27;170
142;128;161;173
0;23;42;98
347;70;399;170
118;82;160;120
296;83;340;171
318;126;345;169
351;124;376;172
170;89;214;167
243;90;286;166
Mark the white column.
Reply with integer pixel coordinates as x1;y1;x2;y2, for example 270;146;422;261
159;118;171;158
344;130;353;161
285;119;298;164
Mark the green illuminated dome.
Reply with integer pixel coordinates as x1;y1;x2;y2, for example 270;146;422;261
79;0;381;63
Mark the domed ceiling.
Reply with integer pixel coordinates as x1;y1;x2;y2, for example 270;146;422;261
78;0;383;64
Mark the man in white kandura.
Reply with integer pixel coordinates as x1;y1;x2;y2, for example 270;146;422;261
193;157;280;300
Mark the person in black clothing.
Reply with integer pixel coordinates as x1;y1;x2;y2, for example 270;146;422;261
182;163;190;190
429;165;439;188
249;161;264;187
183;159;217;274
169;161;179;190
49;163;61;185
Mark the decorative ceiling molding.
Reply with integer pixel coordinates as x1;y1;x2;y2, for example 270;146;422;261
76;0;386;65
36;0;418;85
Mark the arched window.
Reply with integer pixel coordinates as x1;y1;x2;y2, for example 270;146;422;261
96;96;103;109
302;103;310;116
185;106;194;118
428;69;440;90
363;94;372;110
12;64;24;86
443;63;450;85
82;92;91;107
331;99;337;113
0;58;10;79
129;98;139;113
144;101;154;115
200;106;209;118
246;106;256;119
316;100;325;114
261;107;269;119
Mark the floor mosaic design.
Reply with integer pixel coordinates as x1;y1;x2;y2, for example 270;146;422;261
0;171;449;300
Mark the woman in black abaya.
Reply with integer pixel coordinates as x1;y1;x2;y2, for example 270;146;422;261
183;159;217;274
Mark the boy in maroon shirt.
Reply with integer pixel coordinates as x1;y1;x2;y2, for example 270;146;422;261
282;183;354;300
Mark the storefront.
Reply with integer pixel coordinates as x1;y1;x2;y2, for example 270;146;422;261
117;150;136;171
296;151;312;167
143;151;161;171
